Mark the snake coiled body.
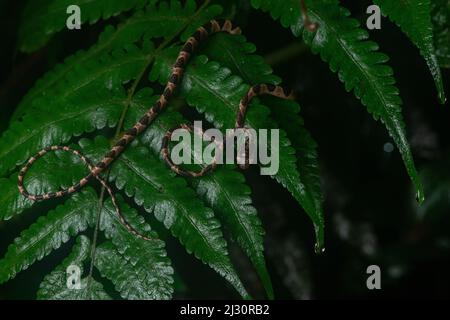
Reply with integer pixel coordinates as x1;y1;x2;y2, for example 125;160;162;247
18;20;297;241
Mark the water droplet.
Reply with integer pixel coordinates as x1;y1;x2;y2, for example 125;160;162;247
383;142;394;153
416;188;425;204
314;242;325;254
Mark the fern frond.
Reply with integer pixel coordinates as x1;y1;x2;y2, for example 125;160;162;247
37;235;111;300
431;0;450;69
0;146;93;221
201;32;281;85
95;241;167;300
265;96;323;238
0;43;155;177
12;187;173;299
3;0;224;177
0;188;97;284
374;0;446;103
199;32;324;254
125;89;273;297
18;0;148;53
97;195;174;300
150;50;325;247
251;0;424;203
193;166;272;297
13;0;223;120
0;1;258;298
77;136;249;299
0;175;33;221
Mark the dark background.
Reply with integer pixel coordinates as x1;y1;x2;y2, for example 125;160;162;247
1;0;450;299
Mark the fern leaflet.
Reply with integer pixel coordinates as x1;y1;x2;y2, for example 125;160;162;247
251;0;424;203
374;0;446;103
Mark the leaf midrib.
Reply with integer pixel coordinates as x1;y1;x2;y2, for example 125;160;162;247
309;9;393;115
212;175;262;255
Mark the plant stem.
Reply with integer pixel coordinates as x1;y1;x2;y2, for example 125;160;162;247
86;185;106;294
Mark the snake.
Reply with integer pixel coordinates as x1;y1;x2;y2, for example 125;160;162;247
18;3;317;241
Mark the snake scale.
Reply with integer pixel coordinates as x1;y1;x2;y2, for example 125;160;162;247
18;3;318;241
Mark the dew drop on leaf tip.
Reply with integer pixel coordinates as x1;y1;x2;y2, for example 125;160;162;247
314;242;325;255
416;188;425;205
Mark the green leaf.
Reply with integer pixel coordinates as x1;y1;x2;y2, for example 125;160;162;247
126;89;273;298
0;175;33;221
18;0;148;53
200;32;324;252
265;96;324;246
97;195;174;300
431;0;450;69
151;48;325;248
3;0;224;177
1;1;260;299
0;188;97;284
0;147;91;221
78;136;249;299
251;0;424;203
95;241;171;300
201;32;281;85
37;235;111;300
374;0;446;103
12;0;223;121
193;167;273;297
6;179;173;299
0;43;154;178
